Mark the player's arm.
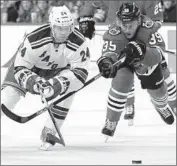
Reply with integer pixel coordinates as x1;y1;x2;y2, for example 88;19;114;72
13;38;42;94
13;38;58;101
121;33;164;67
145;30;166;65
97;32;126;78
58;41;90;92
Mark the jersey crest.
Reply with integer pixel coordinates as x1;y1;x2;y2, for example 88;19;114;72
141;15;154;29
109;27;120;36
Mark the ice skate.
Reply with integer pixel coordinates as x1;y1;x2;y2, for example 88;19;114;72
102;119;117;142
39;127;56;151
156;107;174;125
39;141;54;151
124;104;135;126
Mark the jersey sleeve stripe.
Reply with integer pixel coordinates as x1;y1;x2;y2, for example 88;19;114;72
72;68;88;84
67;41;80;49
66;41;79;51
31;37;52;46
28;25;50;43
31;40;53;49
66;44;77;51
29;23;50;34
27;24;50;39
72;68;88;79
73;28;85;41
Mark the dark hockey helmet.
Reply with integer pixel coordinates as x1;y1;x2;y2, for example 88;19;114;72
116;3;141;22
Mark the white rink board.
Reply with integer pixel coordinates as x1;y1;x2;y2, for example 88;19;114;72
1;64;176;165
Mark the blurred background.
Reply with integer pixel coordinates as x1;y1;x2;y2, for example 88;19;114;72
1;0;176;24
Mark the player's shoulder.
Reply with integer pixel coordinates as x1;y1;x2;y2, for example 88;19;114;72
136;15;160;42
66;27;86;51
139;15;160;34
27;23;52;49
141;15;154;29
103;23;125;42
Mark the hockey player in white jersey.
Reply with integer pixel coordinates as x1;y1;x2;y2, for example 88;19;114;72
1;6;90;150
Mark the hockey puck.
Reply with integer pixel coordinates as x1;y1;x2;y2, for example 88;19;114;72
132;160;142;164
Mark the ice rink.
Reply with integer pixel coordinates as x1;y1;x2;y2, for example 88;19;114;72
1;64;176;165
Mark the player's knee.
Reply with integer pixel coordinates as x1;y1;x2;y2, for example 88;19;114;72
148;83;168;107
164;75;176;103
148;83;167;98
51;105;69;121
112;67;134;93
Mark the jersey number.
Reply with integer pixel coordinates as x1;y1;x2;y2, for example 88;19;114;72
102;41;116;52
149;32;163;45
154;2;163;15
80;47;90;62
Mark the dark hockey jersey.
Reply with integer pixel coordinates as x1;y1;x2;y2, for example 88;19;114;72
102;15;166;75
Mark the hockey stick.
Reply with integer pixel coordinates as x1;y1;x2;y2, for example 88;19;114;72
1;32;27;68
1;56;126;123
164;50;176;56
39;90;65;147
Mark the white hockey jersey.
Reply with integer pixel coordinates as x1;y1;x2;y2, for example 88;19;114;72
14;23;90;93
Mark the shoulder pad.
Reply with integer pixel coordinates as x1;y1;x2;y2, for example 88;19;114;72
108;22;121;36
103;29;127;42
109;27;120;36
67;28;86;51
141;15;154;29
27;24;52;49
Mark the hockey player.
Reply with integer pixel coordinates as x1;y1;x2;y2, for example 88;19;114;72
97;3;175;138
76;1;176;125
108;1;177;125
1;6;90;150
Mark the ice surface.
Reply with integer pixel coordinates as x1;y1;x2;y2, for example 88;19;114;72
1;64;176;165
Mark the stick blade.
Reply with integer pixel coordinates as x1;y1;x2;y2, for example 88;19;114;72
1;104;28;123
47;133;65;147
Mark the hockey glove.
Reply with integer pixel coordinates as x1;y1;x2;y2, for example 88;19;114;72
35;76;70;102
121;40;146;67
97;56;118;78
78;16;95;39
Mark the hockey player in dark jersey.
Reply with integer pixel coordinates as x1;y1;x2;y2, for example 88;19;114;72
106;1;176;125
77;1;176;125
97;3;175;138
1;6;90;150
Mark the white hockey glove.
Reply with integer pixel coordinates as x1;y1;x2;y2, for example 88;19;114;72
35;76;70;102
14;67;70;101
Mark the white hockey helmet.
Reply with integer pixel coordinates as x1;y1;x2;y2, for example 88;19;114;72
49;6;74;28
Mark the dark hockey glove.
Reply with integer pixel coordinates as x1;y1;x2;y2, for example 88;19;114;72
78;16;95;39
121;40;146;66
97;56;118;78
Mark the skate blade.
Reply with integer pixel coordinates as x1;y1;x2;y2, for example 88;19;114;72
104;135;110;143
39;142;53;151
128;119;134;126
